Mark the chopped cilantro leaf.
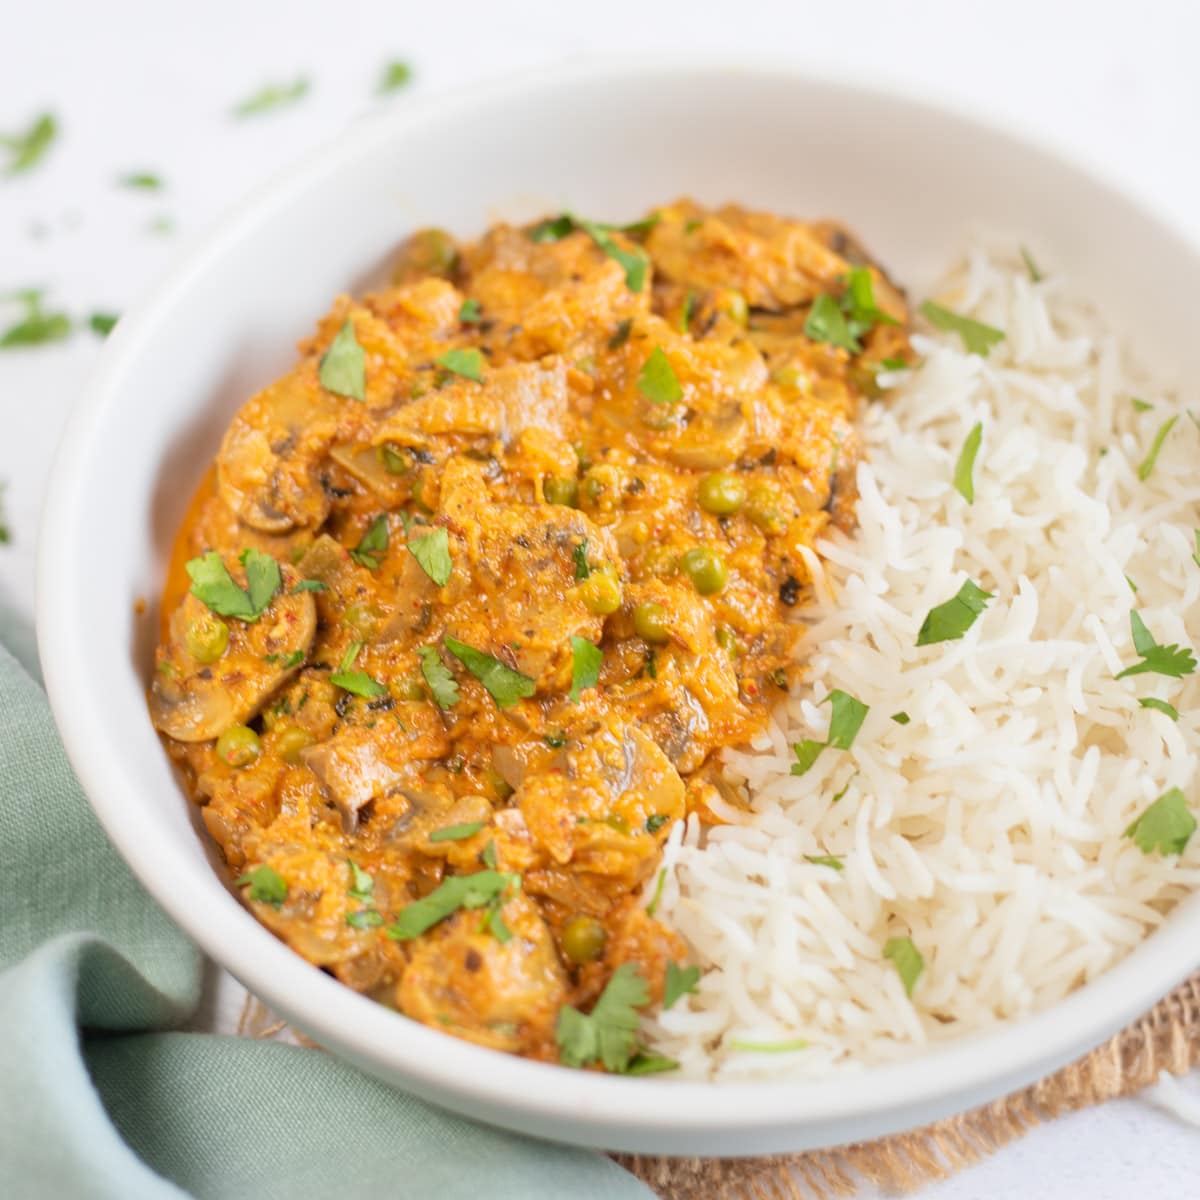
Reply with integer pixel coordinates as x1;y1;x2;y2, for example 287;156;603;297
1139;697;1180;721
879;356;910;371
234;79;309;117
291;579;327;594
680;289;695;333
318;319;366;400
891;711;911;725
1019;245;1043;282
804;854;844;870
235;865;287;907
329;670;388;699
458;298;482;324
790;739;826;777
1115;611;1196;680
645;868;666;917
2;112;56;175
569;636;602;703
1125;788;1195;856
346;910;383;929
573;538;591;580
119;172;163;190
88;312;119;337
556;963;649;1071
842;266;899;331
417;644;459;709
664;962;700;1009
916;579;992;646
624;1051;680;1075
347;860;374;902
883;935;924;997
378;60;413;94
349;514;389;570
920;301;1005;356
436;347;483;382
528;214;576;242
645;814;670;834
825;689;869;749
186;549;280;622
481;839;498;869
1193;531;1200;570
953;421;983;504
608;318;633;351
407;526;452;586
1138;414;1178;481
387;869;513;939
430;822;485;843
444;636;535;708
0;290;70;348
805;293;860;353
1131;397;1154;413
637;346;682;405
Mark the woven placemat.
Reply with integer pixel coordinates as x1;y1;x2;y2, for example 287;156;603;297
239;974;1199;1198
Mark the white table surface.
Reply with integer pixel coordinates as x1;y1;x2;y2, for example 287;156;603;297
3;0;1198;1193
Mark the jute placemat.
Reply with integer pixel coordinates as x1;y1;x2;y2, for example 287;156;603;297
239;974;1199;1198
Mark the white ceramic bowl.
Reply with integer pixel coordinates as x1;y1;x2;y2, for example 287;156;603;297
38;58;1200;1156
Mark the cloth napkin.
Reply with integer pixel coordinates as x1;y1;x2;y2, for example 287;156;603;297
0;612;652;1200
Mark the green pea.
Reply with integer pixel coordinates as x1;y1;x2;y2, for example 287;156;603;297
633;602;671;645
217;724;261;769
274;726;315;765
681;547;728;595
697;471;746;515
543;476;579;508
377;443;410;475
746;485;787;535
343;602;381;640
579;572;622;615
561;914;606;965
392;227;458;280
184;613;229;664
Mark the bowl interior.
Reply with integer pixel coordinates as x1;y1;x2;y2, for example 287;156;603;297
37;60;1200;1156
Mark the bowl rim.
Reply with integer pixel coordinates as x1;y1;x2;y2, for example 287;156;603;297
36;52;1200;1146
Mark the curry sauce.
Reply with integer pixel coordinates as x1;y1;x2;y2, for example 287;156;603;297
151;201;910;1068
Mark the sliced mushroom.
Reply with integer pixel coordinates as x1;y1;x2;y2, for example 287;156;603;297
662;403;749;470
150;564;317;743
216;365;341;533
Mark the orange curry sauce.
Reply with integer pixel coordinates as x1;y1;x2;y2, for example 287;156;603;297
151;201;909;1065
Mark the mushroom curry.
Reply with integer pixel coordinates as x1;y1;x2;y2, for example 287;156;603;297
150;201;910;1072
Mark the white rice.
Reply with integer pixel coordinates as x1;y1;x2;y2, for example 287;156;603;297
644;239;1200;1079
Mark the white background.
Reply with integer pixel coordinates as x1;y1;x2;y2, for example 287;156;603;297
3;1;1198;1194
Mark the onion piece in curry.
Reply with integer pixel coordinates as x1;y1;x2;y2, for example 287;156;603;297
150;201;910;1070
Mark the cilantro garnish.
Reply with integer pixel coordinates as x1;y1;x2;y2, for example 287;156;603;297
556;963;649;1071
444;636;535;708
637;346;682;405
417;645;459;710
233;79;310;117
88;312;119;337
346;910;384;929
883;935;924;997
804;293;860;353
1131;397;1154;413
608;318;633;351
264;650;304;669
430;822;485;843
1125;788;1195;856
2;113;56;175
524;213;650;291
347;860;374;903
407;526;452;586
291;579;327;594
0;289;70;349
386;869;514;940
1139;697;1179;721
953;422;983;504
350;514;389;570
235;865;287;907
458;298;482;324
186;548;281;622
1115;611;1196;680
727;1037;808;1054
791;689;869;777
1138;414;1178;481
330;669;388;699
481;839;498;869
1019;245;1043;283
919;301;1005;357
916;579;992;646
318;319;366;401
891;711;911;725
1192;531;1200;570
664;961;700;1010
842;267;899;331
378;60;413;94
804;854;844;871
0;482;9;545
645;868;667;917
645;814;670;834
624;1051;680;1075
119;172;163;190
680;289;695;333
568;636;602;703
573;538;591;580
436;347;483;382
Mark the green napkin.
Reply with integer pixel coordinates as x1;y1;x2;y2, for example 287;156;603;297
0;615;652;1200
